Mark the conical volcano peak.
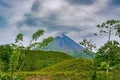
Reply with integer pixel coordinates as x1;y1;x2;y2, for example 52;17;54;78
41;34;94;59
57;33;66;38
55;34;67;40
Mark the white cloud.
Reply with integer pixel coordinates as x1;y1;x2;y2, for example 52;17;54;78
7;0;34;25
32;0;109;28
0;0;35;45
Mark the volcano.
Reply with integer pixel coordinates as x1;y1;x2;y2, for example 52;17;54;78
41;34;93;59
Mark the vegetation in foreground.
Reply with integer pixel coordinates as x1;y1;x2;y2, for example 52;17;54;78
1;58;120;80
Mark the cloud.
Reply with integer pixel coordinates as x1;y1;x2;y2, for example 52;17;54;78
0;0;35;45
67;0;94;5
0;0;12;8
0;16;8;27
0;0;120;48
109;0;120;7
20;0;110;35
31;0;41;12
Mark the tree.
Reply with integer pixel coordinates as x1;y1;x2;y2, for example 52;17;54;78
94;20;120;41
30;30;44;44
80;39;97;79
28;30;54;50
15;33;23;43
0;29;54;79
39;37;54;48
96;41;120;67
0;44;13;71
79;39;96;58
94;20;120;73
27;30;44;50
9;33;25;79
80;39;96;51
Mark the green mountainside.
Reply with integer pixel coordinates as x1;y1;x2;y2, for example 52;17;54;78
27;58;95;80
23;50;74;71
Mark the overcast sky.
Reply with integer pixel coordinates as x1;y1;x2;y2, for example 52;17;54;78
0;0;120;48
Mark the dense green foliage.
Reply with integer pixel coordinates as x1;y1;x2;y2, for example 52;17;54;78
0;44;13;71
95;41;120;68
22;50;74;71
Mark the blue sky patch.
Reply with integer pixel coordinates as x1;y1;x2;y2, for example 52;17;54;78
0;16;8;28
0;0;11;8
110;0;120;6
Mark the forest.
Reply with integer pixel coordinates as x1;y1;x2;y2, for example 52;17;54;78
0;20;120;80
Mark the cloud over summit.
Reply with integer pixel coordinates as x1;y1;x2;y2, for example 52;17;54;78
0;0;120;47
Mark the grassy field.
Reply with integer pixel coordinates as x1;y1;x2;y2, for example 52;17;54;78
19;58;120;80
0;50;120;80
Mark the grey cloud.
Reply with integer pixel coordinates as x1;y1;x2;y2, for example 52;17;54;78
0;0;12;8
17;14;40;27
67;0;95;5
110;0;120;7
1;0;120;48
31;0;41;12
17;0;111;39
17;13;81;34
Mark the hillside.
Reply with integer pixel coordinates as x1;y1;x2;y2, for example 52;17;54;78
41;58;94;72
35;58;95;80
25;58;120;80
39;59;119;80
22;50;74;71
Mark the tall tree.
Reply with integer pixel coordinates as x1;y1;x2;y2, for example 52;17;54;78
31;30;44;44
28;30;54;50
94;20;120;74
37;37;54;49
15;33;23;44
80;39;96;51
9;33;25;78
28;30;44;50
94;20;120;41
79;39;96;59
96;41;120;67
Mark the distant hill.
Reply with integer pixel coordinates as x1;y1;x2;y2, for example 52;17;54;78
41;34;93;59
23;50;74;71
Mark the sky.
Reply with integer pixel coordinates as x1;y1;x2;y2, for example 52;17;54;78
0;0;120;48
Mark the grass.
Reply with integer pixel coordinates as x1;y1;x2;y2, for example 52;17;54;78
40;58;94;72
0;50;120;80
23;58;120;80
22;50;74;71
